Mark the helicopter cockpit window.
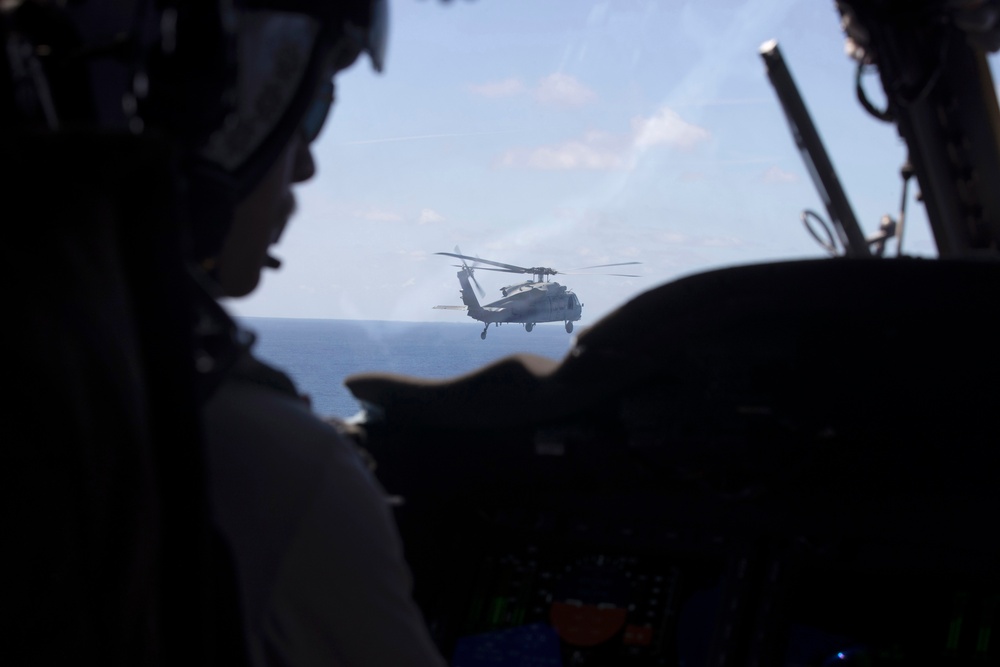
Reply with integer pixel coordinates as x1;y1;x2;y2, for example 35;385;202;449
225;0;998;417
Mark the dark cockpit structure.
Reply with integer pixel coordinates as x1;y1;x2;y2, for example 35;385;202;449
345;2;1000;665
4;1;997;665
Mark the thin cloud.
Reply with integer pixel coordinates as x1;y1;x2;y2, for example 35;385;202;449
418;208;446;225
534;73;597;108
396;250;431;261
497;106;710;170
632;107;710;151
656;231;743;247
700;234;744;247
354;207;404;222
673;97;771;107
716;156;781;165
341;129;518;146
496;130;628;170
761;165;798;183
468;77;526;98
468;73;597;108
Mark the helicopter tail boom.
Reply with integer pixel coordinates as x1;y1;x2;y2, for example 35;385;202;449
456;269;489;321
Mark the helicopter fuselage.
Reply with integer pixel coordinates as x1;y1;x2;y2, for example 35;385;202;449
434;249;637;338
455;269;581;334
486;280;582;324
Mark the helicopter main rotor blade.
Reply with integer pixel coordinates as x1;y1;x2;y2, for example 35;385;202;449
463;265;529;274
561;271;642;277
440;251;640;281
436;251;532;274
566;261;642;271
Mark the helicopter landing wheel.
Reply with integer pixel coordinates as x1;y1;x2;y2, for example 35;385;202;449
525;322;534;332
565;321;574;333
481;325;488;340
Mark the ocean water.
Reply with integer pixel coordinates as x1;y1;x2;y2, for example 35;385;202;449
239;317;576;419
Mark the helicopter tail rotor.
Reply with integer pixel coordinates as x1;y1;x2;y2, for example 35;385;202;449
454;246;486;298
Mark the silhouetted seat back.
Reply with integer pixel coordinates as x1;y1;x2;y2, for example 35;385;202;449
5;132;242;666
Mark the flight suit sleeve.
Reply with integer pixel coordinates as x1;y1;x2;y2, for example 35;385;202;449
251;408;447;667
205;376;447;667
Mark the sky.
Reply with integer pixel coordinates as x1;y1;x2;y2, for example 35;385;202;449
227;0;999;324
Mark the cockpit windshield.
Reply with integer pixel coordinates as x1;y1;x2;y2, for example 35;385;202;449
225;0;998;415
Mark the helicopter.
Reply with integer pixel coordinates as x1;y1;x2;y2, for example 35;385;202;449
434;249;641;339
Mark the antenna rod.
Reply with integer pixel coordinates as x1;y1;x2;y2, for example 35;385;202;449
760;40;870;257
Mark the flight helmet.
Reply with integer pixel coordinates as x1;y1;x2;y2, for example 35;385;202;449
1;0;388;261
